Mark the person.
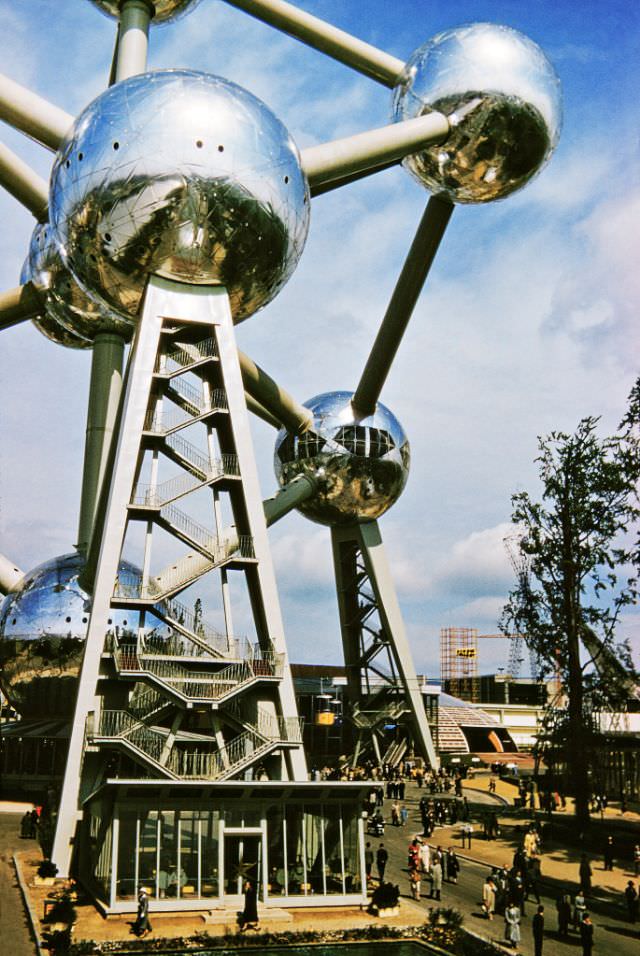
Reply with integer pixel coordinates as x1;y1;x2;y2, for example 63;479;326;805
579;854;592;896
504;901;521;950
408;838;420;871
391;801;400;826
580;912;594;956
573;890;587;930
532;904;544;956
556;892;571;937
482;875;496;920
400;805;409;827
420;839;431;875
430;853;442;901
603;834;615;871
624;880;638;923
446;848;460;884
134;888;151;938
634;844;640;877
240;880;259;931
364;842;374;883
20;812;31;839
376;843;388;882
461;822;473;848
409;865;421;901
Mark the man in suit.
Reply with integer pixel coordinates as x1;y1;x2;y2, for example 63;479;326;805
532;904;544;956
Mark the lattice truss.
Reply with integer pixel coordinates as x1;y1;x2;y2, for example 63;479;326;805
0;1;564;854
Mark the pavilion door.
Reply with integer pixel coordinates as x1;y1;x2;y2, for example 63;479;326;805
222;830;263;899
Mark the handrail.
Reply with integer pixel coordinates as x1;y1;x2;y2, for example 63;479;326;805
144;389;228;434
157;337;217;373
164;432;211;478
167;375;204;412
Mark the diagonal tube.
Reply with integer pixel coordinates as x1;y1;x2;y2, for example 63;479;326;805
0;141;49;220
0;553;24;595
238;348;312;435
302;112;450;195
352;196;454;417
0;72;73;151
0;282;44;331
222;0;405;87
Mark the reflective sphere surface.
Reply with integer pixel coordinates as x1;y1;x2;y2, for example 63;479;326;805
392;23;561;203
0;553;156;717
89;0;199;22
50;70;310;323
21;224;134;347
274;392;410;526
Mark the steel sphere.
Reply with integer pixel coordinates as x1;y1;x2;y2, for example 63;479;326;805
274;391;410;527
50;70;310;323
21;224;135;347
0;552;155;717
392;23;562;203
88;1;199;22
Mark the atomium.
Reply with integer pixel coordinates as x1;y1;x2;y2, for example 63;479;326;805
392;23;562;203
89;0;199;22
50;69;310;325
274;392;410;526
0;552;163;717
21;224;135;348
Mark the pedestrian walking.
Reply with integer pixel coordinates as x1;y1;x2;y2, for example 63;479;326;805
634;843;640;877
580;912;594;956
532;904;544;956
504;902;521;950
240;880;259;931
482;875;496;920
624;880;638;923
573;890;587;930
408;838;420;871
430;854;443;901
446;848;460;884
409;866;421;900
391;801;400;826
134;889;152;937
376;843;388;882
579;854;592;896
400;805;409;826
556;892;571;937
364;842;374;883
461;822;473;848
603;834;615;871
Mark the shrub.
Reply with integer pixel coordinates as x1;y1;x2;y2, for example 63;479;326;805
38;859;58;878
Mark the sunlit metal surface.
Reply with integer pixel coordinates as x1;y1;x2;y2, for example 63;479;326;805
0;552;153;717
21;224;134;347
392;23;562;203
50;70;310;323
89;0;200;22
274;391;410;526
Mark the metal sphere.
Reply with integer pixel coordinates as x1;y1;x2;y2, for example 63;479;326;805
0;552;151;717
392;23;562;204
21;224;135;347
88;1;199;22
273;391;410;527
50;70;310;323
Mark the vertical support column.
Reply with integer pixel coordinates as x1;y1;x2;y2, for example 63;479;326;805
52;301;164;878
331;520;439;770
115;0;152;83
76;333;125;554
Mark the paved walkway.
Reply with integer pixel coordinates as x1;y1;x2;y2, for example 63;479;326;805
0;811;40;956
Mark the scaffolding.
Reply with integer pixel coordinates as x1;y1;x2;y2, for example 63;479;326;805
440;627;479;702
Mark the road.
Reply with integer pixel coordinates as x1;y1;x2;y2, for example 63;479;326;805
378;790;640;956
0;812;39;956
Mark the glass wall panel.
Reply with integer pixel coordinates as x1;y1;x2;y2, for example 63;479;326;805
90;810;113;900
116;809;137;900
159;811;181;898
138;811;159;897
179;811;199;898
266;805;285;896
342;806;362;893
200;810;219;899
304;805;325;895
284;805;306;895
322;807;344;894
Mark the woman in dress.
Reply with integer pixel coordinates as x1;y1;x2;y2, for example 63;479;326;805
240;880;259;931
504;900;521;950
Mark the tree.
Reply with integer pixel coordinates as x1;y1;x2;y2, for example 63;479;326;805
501;397;640;828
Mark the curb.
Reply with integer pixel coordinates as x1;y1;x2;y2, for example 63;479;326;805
12;853;45;956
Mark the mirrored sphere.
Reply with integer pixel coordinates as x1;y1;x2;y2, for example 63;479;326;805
88;0;199;22
21;224;135;348
0;552;156;717
274;391;410;526
392;23;562;203
50;70;310;323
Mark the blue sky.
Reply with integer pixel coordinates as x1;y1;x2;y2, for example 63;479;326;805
0;0;639;677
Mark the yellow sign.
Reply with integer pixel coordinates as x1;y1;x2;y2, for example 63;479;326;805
455;647;477;658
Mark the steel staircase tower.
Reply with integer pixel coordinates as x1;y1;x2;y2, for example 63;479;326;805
52;279;306;877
